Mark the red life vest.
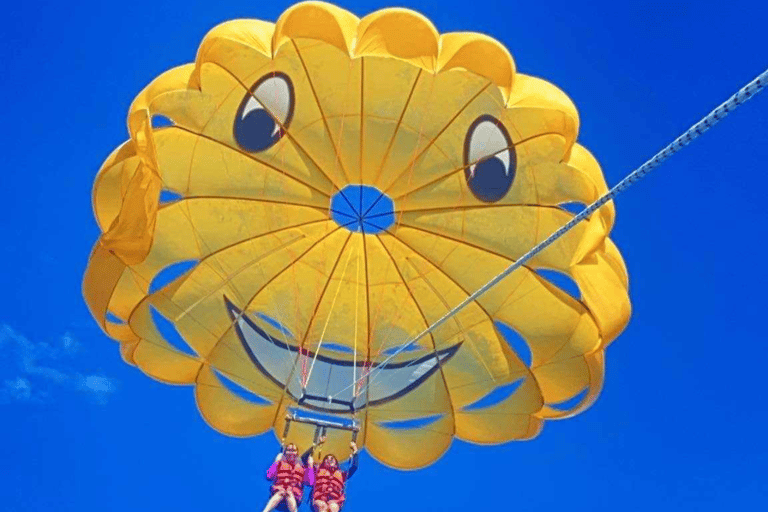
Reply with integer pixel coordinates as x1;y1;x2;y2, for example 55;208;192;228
313;467;345;500
275;460;305;494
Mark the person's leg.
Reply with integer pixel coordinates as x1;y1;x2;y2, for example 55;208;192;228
328;501;341;512
261;490;285;512
313;499;329;512
286;492;298;512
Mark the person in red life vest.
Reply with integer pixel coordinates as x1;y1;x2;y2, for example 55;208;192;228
309;438;359;512
261;443;315;512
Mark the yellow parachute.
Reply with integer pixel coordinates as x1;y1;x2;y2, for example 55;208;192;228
83;1;631;469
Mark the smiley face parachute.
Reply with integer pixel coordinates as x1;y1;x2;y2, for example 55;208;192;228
83;1;631;469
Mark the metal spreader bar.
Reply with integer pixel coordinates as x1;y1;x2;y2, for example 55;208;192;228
283;409;361;444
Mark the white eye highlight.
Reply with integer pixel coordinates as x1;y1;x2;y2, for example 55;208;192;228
467;119;511;175
234;73;295;153
243;76;292;123
464;116;516;203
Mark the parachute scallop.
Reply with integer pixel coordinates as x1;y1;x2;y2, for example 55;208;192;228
83;1;631;469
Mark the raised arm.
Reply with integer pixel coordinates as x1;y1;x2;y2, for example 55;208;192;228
301;436;326;465
346;442;359;480
300;446;313;464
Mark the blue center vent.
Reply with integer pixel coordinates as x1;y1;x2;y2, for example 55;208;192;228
330;185;395;234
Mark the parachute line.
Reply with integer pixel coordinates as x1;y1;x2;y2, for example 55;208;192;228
353;246;360;398
172;234;306;322
304;245;358;389
340;67;768;400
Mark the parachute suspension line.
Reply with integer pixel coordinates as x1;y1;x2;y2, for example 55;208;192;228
303;245;359;389
273;60;309;377
258;256;307;371
352;245;361;399
254;71;307;376
338;67;768;400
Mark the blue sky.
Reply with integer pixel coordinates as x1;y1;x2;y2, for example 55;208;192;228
2;0;767;510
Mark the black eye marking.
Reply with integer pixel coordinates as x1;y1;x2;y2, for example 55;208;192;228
463;115;516;203
234;72;294;153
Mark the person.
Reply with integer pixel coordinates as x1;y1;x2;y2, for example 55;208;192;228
309;439;359;512
262;443;313;512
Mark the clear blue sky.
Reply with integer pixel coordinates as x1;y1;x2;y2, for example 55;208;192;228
1;1;767;510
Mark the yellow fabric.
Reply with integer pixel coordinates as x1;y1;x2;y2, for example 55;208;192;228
82;1;631;470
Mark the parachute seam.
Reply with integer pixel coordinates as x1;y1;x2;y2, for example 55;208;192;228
171;125;333;199
359;58;365;184
364;70;439;223
371;69;423;186
382;81;493;196
292;40;354;186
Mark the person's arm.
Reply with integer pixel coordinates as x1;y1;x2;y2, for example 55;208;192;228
345;453;359;480
301;436;327;465
304;462;315;486
345;442;359;480
266;452;283;480
300;447;313;464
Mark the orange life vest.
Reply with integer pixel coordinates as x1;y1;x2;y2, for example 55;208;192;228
275;460;305;493
313;467;345;500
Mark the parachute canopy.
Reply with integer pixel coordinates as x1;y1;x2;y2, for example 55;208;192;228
83;1;631;469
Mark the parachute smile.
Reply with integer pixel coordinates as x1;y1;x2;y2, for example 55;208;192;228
225;297;460;413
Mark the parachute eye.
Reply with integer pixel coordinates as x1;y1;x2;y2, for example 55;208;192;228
463;115;516;203
234;72;294;152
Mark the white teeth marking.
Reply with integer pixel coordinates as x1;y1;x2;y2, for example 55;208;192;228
408;361;435;384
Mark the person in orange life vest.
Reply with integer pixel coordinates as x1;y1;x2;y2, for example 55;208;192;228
262;443;315;512
309;439;359;512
